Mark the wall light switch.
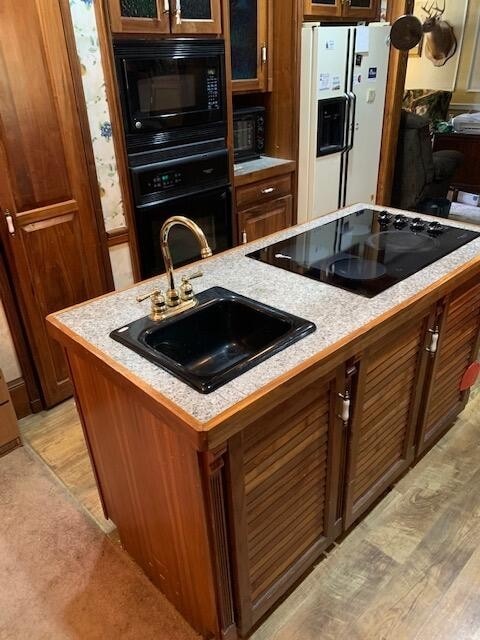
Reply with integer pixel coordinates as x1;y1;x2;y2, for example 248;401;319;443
367;89;376;104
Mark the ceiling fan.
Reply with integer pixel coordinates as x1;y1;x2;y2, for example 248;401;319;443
390;0;457;66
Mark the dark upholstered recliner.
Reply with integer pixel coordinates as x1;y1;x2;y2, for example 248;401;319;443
391;110;463;211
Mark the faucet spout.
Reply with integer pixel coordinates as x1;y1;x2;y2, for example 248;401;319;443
160;216;212;306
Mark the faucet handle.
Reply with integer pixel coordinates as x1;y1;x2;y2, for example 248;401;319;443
136;289;161;303
182;270;203;281
180;270;203;302
136;289;167;322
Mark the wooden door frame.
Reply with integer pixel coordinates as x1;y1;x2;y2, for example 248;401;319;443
376;0;414;206
60;0;114;292
231;0;271;93
170;0;223;35
106;0;170;34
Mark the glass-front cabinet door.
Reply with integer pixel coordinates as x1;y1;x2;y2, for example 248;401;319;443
342;0;380;19
170;0;222;34
108;0;222;35
108;0;170;34
304;0;342;18
230;0;270;93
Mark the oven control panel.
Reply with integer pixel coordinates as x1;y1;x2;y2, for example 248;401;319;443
132;149;229;207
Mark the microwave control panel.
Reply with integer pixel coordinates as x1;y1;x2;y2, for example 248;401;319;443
207;68;220;110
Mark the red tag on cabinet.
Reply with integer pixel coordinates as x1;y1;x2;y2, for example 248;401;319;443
460;362;480;391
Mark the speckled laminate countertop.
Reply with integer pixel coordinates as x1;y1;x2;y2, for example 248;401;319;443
50;203;480;426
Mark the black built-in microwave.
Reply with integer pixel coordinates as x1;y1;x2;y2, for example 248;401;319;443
233;107;266;163
114;39;227;153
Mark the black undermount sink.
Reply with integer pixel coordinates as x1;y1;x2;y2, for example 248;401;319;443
110;287;316;394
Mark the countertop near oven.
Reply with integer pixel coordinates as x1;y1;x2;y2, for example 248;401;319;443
47;203;480;427
233;155;295;186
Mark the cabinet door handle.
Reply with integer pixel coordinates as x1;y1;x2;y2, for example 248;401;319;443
242;231;248;244
426;326;440;354
4;210;15;236
338;391;351;425
163;0;170;13
176;0;181;23
261;45;268;65
261;187;275;195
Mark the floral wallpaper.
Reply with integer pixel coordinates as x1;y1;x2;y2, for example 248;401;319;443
69;0;126;232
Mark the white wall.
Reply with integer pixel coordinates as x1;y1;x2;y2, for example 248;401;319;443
0;301;21;382
405;0;469;92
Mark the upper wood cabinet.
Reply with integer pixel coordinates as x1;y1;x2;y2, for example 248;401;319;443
230;0;271;92
107;0;222;35
304;0;380;20
0;0;111;407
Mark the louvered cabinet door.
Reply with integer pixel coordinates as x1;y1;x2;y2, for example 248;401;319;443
417;280;480;456
227;367;345;635
343;312;433;529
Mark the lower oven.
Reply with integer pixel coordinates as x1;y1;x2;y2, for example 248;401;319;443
132;150;232;278
135;184;232;279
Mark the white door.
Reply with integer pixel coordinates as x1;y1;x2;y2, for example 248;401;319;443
345;24;390;207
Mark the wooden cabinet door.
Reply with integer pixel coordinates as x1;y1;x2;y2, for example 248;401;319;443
0;0;111;407
107;0;170;34
304;0;343;18
231;0;270;93
238;195;293;244
342;0;380;19
343;311;433;529
226;366;346;635
170;0;222;34
416;280;480;457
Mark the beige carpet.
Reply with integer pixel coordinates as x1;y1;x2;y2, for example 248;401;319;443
0;447;199;640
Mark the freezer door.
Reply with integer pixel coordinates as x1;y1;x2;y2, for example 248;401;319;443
298;24;318;224
315;26;351;99
345;24;390;207
311;26;353;219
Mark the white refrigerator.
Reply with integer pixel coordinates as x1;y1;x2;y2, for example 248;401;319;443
298;23;390;223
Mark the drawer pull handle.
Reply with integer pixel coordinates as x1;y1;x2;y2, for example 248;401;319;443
426;326;440;354
261;187;275;195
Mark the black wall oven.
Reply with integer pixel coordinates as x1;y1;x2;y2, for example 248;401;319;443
114;39;227;153
132;150;232;279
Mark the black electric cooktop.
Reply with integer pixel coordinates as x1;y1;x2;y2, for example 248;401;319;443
247;209;480;298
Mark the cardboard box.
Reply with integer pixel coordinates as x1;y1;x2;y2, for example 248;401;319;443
0;369;10;405
0;400;20;450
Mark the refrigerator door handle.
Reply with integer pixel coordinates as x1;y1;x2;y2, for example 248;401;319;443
346;91;356;152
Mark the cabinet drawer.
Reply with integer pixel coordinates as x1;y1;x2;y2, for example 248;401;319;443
236;173;292;209
238;195;293;244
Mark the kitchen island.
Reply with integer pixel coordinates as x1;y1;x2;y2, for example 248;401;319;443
47;204;480;640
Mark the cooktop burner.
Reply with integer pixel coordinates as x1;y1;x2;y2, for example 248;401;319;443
329;256;387;281
247;209;480;298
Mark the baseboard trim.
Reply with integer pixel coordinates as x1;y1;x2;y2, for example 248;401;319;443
8;377;34;419
0;437;22;458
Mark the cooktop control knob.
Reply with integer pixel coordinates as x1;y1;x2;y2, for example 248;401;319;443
427;221;444;236
393;214;407;229
378;211;392;225
410;217;426;232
